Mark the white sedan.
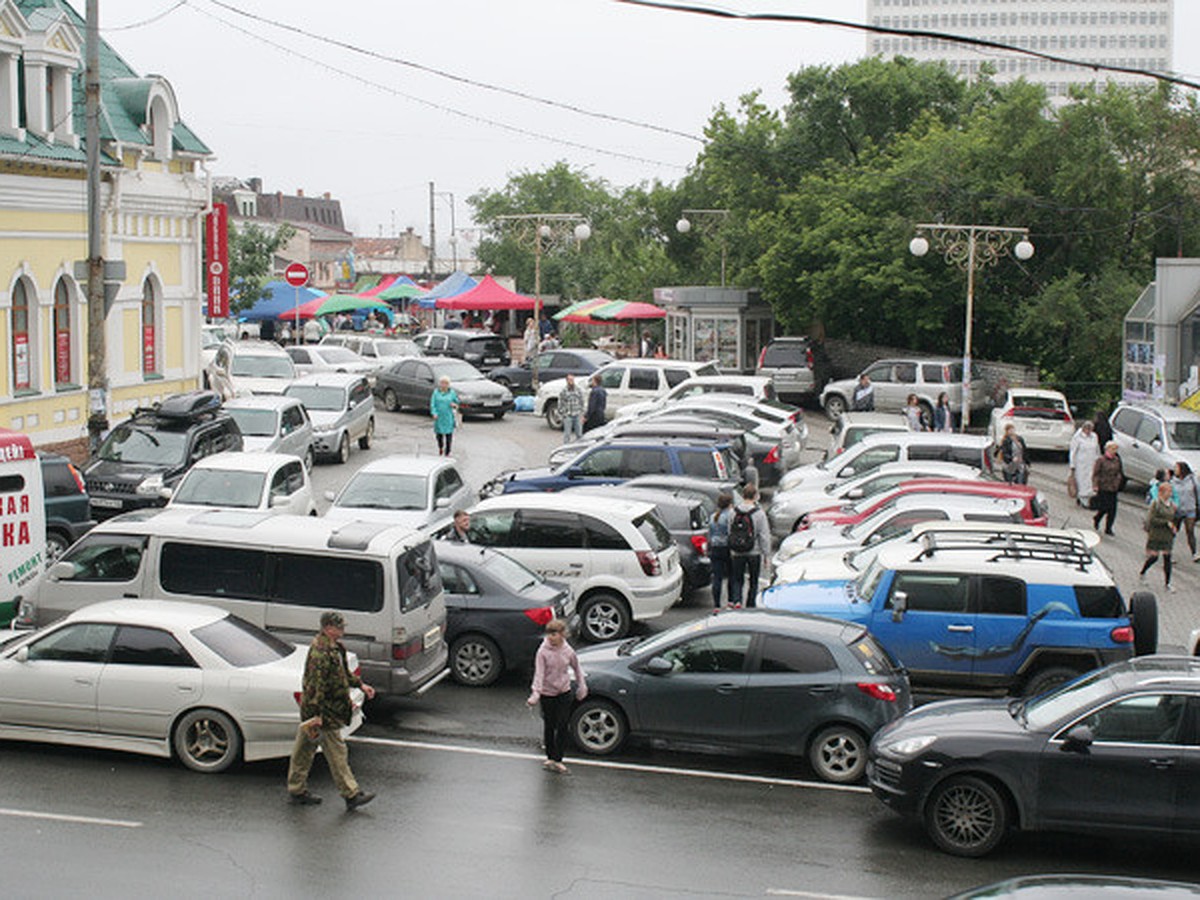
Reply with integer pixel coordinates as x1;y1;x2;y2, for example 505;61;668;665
324;454;475;532
166;451;317;516
0;599;363;773
988;388;1075;455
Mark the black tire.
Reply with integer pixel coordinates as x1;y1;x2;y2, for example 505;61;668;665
492;375;511;389
302;446;314;472
1022;666;1080;697
823;394;847;418
173;708;242;774
570;698;628;756
808;725;868;784
544;399;562;429
1129;591;1158;656
450;634;504;687
336;433;350;464
358;417;374;450
45;530;71;564
578;592;630;642
383;388;399;412
924;775;1009;857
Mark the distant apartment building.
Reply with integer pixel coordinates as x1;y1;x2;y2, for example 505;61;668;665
865;0;1173;100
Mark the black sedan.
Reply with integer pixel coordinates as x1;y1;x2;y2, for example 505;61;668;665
868;656;1200;857
570;610;911;783
435;541;575;687
374;357;514;419
487;348;614;392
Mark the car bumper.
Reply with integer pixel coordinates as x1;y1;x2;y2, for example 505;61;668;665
311;431;344;455
89;495;165;521
628;569;684;621
460;398;515;416
866;755;922;817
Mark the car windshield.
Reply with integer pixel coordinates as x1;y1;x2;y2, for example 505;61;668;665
376;340;420;357
1012;394;1066;411
201;330;225;349
852;556;886;601
286;385;347;411
435;361;485;382
173;468;267;508
481;548;544;592
96;423;188;466
191;614;296;667
225;407;277;437
1020;669;1115;729
231;354;295;378
314;347;361;364
623;616;711;658
1167;420;1200;450
336;472;428;510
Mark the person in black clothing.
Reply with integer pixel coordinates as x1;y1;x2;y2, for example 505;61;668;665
584;372;607;432
1093;408;1113;448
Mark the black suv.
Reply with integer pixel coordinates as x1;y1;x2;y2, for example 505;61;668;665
412;328;511;372
84;391;243;521
40;454;95;561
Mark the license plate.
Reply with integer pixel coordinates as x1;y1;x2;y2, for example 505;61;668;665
91;497;123;509
484;357;500;364
423;625;442;650
483;401;499;407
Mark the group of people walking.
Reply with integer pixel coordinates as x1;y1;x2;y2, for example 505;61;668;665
706;484;771;610
556;373;607;442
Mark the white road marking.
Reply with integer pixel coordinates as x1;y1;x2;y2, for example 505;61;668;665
350;735;871;794
766;891;881;899
0;807;142;829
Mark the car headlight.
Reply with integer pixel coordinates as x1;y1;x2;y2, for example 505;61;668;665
879;734;937;759
137;474;164;496
313;424;337;435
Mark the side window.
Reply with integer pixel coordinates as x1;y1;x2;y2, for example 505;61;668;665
516;511;584;549
865;364;892;383
269;466;290;497
438;563;478;595
274;553;384;612
678;450;716;479
56;534;146;583
27;623;116;662
840;446;899;476
1111;409;1140;437
286;348;309;363
599;367;625;389
921;364;945;384
416;364;435;385
110;626;196;667
660;632;752;674
1075;585;1124;618
534;353;555;369
893;363;917;383
888;572;969;613
628;368;659;391
623;448;670;476
977;576;1026;616
1134;415;1162;444
469;509;516;546
397;541;442;612
758;635;837;674
872;510;947;542
282;461;304;494
582;516;628;550
947;447;986;467
214;347;229;369
435;467;464;500
577;448;624;477
350;380;371;406
664;369;691;387
395;360;418;379
160;543;268;600
909;444;954;461
1074;695;1188;745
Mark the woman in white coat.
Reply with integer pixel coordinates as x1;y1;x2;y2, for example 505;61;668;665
1069;419;1102;507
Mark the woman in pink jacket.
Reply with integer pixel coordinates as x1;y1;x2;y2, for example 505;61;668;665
526;619;587;773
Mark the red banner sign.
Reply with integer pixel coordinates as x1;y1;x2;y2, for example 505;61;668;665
143;324;156;374
55;330;71;384
12;332;28;390
206;202;229;319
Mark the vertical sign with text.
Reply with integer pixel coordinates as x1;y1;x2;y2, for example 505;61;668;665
206;202;229;319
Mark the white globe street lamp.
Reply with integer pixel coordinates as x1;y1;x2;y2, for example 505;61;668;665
675;217;692;235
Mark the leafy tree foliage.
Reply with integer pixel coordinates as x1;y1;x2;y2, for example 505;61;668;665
228;221;296;313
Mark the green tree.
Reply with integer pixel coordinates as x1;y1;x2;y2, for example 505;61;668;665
228;221;296;314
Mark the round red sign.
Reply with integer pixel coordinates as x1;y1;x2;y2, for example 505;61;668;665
284;262;309;287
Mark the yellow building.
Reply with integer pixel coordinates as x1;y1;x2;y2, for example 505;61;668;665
0;0;211;448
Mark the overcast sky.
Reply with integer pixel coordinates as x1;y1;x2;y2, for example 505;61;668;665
100;0;1200;256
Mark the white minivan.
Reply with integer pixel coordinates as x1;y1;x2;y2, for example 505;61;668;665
1;429;46;626
16;508;449;696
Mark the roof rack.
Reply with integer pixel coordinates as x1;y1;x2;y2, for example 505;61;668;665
130;390;223;424
913;529;1093;571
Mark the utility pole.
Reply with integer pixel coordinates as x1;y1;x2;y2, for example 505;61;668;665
427;181;436;280
85;0;107;455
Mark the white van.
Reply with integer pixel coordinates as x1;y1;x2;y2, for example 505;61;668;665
16;508;448;696
1;429;46;625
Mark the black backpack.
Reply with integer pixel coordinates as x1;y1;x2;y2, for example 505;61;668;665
729;506;757;553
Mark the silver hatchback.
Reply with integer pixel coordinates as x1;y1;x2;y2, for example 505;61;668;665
284;373;375;464
1109;401;1200;488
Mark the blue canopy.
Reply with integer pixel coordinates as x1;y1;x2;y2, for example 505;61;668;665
238;280;326;322
415;271;477;309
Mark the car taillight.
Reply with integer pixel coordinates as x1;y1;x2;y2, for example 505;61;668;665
690;533;708;556
763;445;780;465
805;347;814;369
798;514;811;531
636;550;661;576
1001;409;1015;418
392;637;424;660
857;682;897;702
1110;625;1134;644
524;606;555;627
67;462;86;493
789;410;803;423
757;346;768;368
293;691;303;706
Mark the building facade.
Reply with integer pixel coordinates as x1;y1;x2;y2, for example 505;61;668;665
0;0;212;448
866;0;1173;100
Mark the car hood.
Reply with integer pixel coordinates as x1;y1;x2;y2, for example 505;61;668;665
455;380;510;401
234;375;293;395
307;409;350;428
324;506;438;531
772;549;857;585
239;435;279;453
759;578;862;621
779;466;835;493
880;696;1018;740
84;458;176;483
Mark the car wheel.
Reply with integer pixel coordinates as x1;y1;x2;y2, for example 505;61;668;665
823;394;847;418
302;446;314;472
1129;591;1158;656
336;433;350;464
359;417;374;450
1021;666;1080;697
450;634;503;687
544;399;562;429
493;375;511;389
924;775;1009;857
383;388;399;412
570;698;628;755
808;725;868;784
45;530;71;564
579;592;630;642
173;708;242;774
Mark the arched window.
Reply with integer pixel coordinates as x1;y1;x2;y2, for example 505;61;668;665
53;278;72;386
141;278;158;376
11;279;31;391
149;94;172;160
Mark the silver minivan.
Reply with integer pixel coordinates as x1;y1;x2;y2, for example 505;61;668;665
1109;401;1200;487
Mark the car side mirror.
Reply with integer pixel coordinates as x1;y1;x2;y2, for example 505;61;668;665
1061;725;1094;753
48;561;75;582
645;657;673;675
847;488;864;500
840;467;856;478
1152;439;1163;451
323;490;336;502
891;591;908;623
566;466;583;480
435;496;450;509
158;486;173;501
270;494;290;508
15;646;28;663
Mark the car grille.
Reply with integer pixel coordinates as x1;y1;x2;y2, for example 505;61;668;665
86;479;136;495
871;757;903;790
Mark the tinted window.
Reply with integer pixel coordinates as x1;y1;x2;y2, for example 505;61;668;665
663;369;691;387
847;632;897;675
978;576;1026;615
110;626;196;667
470;509;516;546
161;543;268;599
274;552;384;612
758;635;836;674
1111;409;1140;437
678;449;717;479
660;632;751;673
947;447;986;468
893;363;917;384
398;541;442;612
41;460;80;496
578;448;623;477
434;467;464;500
518;512;584;549
635;513;673;551
584;516;628;550
28;623;115;662
921;364;945;383
191;615;295;667
1078;694;1188;745
629;368;659;390
889;572;968;613
58;534;146;582
624;448;670;476
1075;585;1125;619
761;343;806;367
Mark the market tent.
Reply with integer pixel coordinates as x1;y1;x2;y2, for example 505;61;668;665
436;274;536;311
554;297;617;323
360;275;398;297
377;278;425;302
415;270;477;309
277;293;394;321
238;280;326;322
557;298;666;323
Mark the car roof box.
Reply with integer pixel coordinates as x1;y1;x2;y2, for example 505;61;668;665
156;390;223;420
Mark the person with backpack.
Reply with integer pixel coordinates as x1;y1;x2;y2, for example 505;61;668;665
728;483;770;608
707;492;734;610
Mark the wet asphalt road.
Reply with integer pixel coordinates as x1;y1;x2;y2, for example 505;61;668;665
3;406;1198;897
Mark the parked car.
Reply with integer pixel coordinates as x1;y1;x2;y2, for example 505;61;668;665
571;609;910;783
613;375;778;421
435;540;575;687
412;328;511;371
487;348;614;392
200;328;226;380
320;334;423;362
324;455;475;532
825;411;910;461
535;359;720;428
285;344;378;380
205;340;297;399
1109;400;1200;488
820;358;989;424
83;391;243;521
465;493;683;642
755;336;823;403
39;454;94;563
0;599;364;773
222;395;315;470
988;388;1075;457
947;875;1200;900
374;357;513;419
869;656;1199;856
762;526;1157;696
165;451;317;516
284;373;375;464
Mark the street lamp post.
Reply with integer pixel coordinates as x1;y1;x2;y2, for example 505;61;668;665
494;213;591;387
910;223;1034;432
676;208;730;287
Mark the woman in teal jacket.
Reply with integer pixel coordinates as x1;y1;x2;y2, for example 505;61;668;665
430;376;459;456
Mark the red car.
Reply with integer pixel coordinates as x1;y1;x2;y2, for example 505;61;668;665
798;478;1048;531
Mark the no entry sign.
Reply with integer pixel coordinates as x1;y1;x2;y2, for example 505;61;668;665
284;262;310;287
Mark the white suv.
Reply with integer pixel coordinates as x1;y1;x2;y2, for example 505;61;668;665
534;359;719;429
205;340;297;399
465;493;683;642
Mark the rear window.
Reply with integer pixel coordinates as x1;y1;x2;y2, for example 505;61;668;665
192;614;296;667
398;540;442;612
1074;585;1125;619
761;343;807;367
465;337;505;354
635;513;673;552
847;631;898;676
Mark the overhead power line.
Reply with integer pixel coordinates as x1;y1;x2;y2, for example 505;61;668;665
103;0;190;32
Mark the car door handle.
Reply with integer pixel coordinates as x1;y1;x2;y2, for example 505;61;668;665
715;683;741;694
177;685;195;693
947;625;974;633
569;563;583;568
808;686;836;695
1148;757;1176;769
74;677;93;686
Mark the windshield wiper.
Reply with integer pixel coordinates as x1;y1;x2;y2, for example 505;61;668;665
616;636;642;656
1007;697;1027;726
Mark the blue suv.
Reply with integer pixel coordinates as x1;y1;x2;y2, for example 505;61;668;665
761;525;1157;696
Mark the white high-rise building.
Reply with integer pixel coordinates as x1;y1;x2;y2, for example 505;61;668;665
865;1;1174;100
